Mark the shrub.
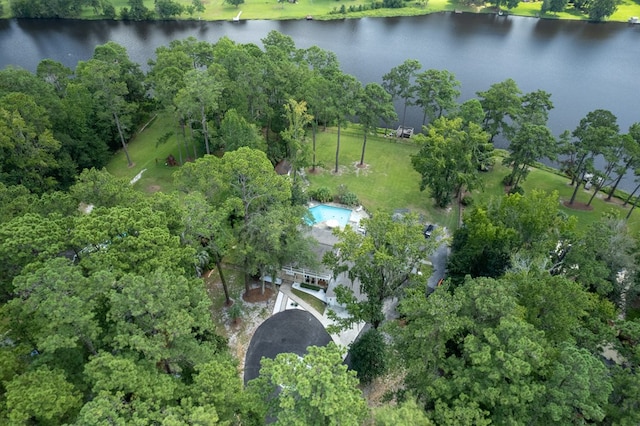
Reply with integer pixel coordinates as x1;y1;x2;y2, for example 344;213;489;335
341;192;359;207
103;3;116;18
228;301;243;324
311;187;332;203
300;282;323;292
509;185;524;195
460;195;474;206
349;329;387;384
502;174;515;186
292;183;309;206
335;184;359;206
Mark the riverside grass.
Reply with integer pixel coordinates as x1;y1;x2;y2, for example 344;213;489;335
5;0;638;23
108;116;640;235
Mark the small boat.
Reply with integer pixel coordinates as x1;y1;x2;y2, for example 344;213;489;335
306;15;313;20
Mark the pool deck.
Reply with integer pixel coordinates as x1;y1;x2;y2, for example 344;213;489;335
308;202;369;231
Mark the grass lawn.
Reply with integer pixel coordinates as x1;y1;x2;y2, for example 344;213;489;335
307;127;461;230
291;288;327;315
7;0;638;22
475;159;640;235
106;112;192;194
107;114;640;235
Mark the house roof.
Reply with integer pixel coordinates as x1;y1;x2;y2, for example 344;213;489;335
274;159;292;176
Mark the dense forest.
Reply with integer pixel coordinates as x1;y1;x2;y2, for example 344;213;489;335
1;31;639;424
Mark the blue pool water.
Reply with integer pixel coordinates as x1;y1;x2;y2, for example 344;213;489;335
308;205;352;227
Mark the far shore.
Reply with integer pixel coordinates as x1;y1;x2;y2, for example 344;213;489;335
1;0;639;24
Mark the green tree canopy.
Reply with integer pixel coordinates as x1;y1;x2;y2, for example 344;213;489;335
248;343;368;425
411;116;492;207
396;275;614;425
382;59;421;130
414;69;461;126
323;211;436;329
357;82;397;166
477;78;522;142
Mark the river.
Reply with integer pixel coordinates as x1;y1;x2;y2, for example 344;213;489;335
1;15;639;186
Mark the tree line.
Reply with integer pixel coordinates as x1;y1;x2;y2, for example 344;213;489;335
4;31;638;206
1;32;639;424
4;0;620;22
8;0;206;20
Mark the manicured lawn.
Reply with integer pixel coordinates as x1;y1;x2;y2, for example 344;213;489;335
29;0;640;22
106;112;190;194
292;288;326;315
107;113;640;235
307;127;461;230
475;159;640;235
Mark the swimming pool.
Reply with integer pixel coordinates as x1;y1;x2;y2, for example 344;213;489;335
308;205;352;227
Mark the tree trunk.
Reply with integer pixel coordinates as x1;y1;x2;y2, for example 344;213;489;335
312;121;317;172
506;162;519;187
359;131;367;166
216;259;232;306
623;182;640;207
401;100;408;131
587;180;605;206
512;174;520;191
626;200;637;220
201;104;210;155
187;122;197;160
175;123;184;165
569;177;582;205
113;111;133;166
180;120;189;161
335;123;341;173
606;172;626;201
244;257;251;296
570;154;587;186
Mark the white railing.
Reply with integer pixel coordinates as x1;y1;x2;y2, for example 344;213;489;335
281;266;332;282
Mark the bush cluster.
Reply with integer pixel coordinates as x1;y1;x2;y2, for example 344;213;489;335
300;282;324;292
330;0;405;15
310;187;333;203
309;185;360;207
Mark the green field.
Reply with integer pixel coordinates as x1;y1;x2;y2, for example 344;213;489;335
108;116;640;236
2;0;639;23
106;112;197;194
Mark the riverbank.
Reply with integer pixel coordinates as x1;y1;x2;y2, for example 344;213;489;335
1;0;639;23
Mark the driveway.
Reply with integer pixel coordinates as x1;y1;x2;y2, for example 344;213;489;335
243;309;332;384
